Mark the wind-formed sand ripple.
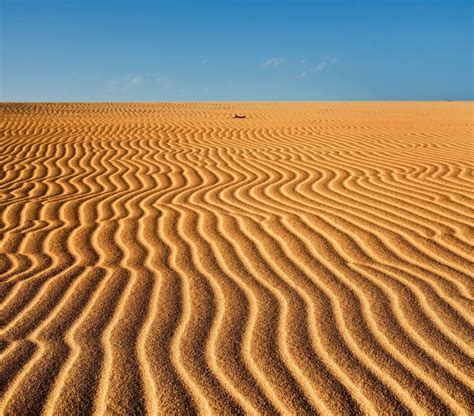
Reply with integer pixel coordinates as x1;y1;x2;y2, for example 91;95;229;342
0;102;473;415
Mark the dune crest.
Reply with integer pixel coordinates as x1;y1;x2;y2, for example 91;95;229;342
1;102;473;415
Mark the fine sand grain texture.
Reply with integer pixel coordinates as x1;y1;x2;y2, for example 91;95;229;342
0;102;473;415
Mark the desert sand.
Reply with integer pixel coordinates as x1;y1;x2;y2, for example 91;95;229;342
0;102;473;415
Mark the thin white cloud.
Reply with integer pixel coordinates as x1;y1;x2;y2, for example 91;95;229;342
155;76;175;90
298;56;338;79
312;56;339;73
106;74;145;93
106;74;175;94
130;76;144;86
262;57;283;68
313;61;327;72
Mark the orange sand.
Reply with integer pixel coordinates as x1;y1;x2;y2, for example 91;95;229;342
0;102;473;415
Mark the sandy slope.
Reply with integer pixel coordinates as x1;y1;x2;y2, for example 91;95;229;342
0;102;473;415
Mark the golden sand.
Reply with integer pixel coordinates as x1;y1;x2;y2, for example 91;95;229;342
0;102;473;415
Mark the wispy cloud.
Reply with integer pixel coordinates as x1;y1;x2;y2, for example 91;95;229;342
106;74;175;94
298;57;338;78
315;57;338;72
313;61;328;72
262;57;283;68
106;74;145;93
155;76;175;90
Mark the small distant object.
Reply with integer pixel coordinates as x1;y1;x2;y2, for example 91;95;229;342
233;114;246;119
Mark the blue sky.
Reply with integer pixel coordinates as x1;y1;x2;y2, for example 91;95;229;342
1;0;473;101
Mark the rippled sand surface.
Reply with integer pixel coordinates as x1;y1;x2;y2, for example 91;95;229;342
1;102;473;415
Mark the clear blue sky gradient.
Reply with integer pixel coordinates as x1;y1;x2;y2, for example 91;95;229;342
1;0;473;101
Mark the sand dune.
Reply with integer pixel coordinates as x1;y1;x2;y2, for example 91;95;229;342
0;102;473;415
